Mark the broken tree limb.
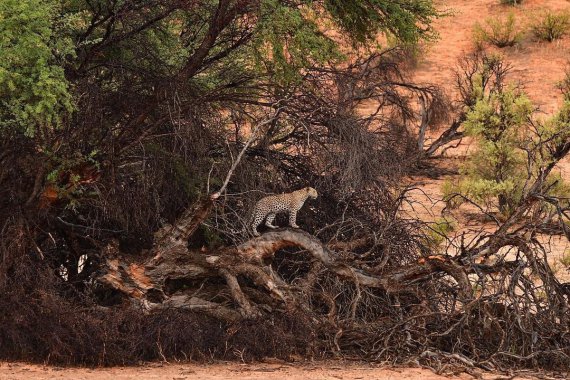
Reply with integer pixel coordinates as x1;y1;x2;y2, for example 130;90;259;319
423;118;464;157
97;228;474;322
149;295;242;322
211;106;284;200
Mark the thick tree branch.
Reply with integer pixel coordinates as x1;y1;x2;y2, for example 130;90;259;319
97;228;474;323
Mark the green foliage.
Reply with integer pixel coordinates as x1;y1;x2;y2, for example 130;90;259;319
560;250;570;267
500;0;523;5
324;0;440;45
114;14;189;78
202;225;223;249
540;99;570;151
253;0;342;84
446;87;532;215
446;67;570;216
0;0;440;135
252;0;440;84
532;10;570;42
556;69;570;100
441;179;460;208
463;88;533;138
0;0;75;137
473;13;524;48
544;172;570;200
424;217;457;248
44;149;100;209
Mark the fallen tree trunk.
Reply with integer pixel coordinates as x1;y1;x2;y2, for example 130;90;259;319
97;226;474;322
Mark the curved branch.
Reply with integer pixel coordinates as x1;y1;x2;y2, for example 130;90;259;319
236;229;472;300
97;228;474;324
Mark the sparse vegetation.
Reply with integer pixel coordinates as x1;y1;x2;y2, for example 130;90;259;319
557;66;570;97
444;53;570;217
500;0;523;5
424;217;457;248
561;250;570;267
452;86;532;215
532;10;570;42
473;13;524;48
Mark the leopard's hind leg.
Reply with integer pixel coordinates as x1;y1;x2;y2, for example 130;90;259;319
265;213;278;229
251;211;263;236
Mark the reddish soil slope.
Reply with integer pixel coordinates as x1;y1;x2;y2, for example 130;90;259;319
408;0;570;279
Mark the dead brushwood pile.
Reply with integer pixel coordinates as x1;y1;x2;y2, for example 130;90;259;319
2;158;569;370
91;183;570;371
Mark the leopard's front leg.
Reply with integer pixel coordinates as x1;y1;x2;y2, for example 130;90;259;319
288;209;300;228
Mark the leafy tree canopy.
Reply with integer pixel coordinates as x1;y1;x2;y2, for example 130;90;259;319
1;0;441;139
0;0;75;137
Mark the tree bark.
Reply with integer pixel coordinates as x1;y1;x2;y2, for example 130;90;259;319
97;226;474;322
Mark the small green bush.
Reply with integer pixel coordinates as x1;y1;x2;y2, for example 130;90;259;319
424;217;457;248
532;11;570;42
452;87;532;216
473;13;524;48
560;250;570;267
500;0;523;5
556;68;570;99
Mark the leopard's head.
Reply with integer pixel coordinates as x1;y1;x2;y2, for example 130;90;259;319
306;187;318;199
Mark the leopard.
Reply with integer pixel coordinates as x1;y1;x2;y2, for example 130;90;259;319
250;187;318;236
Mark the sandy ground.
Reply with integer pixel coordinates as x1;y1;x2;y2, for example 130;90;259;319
415;0;570;113
0;361;544;380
